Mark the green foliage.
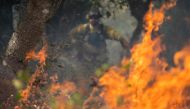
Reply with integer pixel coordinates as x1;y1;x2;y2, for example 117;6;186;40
117;96;125;106
95;63;110;77
13;68;31;91
0;102;2;109
122;61;132;70
91;0;101;7
95;68;103;77
15;92;22;100
12;68;32;102
90;0;128;18
16;68;31;83
49;96;57;109
69;92;85;106
12;79;23;90
101;63;110;70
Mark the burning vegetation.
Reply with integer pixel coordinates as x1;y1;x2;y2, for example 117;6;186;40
1;0;190;109
99;1;190;109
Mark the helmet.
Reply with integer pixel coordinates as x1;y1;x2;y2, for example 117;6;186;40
86;7;102;20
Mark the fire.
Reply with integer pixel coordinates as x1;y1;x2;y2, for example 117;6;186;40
16;44;79;109
12;1;190;109
19;44;48;102
99;1;190;109
49;75;77;109
25;44;48;66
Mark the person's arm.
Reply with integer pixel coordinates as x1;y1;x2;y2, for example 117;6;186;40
104;26;129;49
69;24;88;42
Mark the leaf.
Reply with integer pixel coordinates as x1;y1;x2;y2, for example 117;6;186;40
12;79;23;90
16;69;31;82
95;68;103;77
70;92;84;106
15;92;22;100
49;96;57;109
101;64;110;70
117;96;125;106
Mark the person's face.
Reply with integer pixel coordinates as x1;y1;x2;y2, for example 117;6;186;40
89;15;100;26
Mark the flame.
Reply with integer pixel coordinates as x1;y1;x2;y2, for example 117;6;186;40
25;44;48;66
20;44;48;103
49;75;77;109
14;1;190;109
16;44;78;109
98;1;190;109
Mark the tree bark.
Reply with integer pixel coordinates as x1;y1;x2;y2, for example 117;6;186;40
5;0;63;73
0;0;63;106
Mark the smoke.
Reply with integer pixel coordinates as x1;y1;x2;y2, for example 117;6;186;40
102;7;137;64
160;0;190;65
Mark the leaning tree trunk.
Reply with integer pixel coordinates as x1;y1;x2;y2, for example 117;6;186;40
5;0;63;73
0;0;63;107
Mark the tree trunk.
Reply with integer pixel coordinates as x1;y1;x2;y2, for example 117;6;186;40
0;0;63;106
5;0;63;73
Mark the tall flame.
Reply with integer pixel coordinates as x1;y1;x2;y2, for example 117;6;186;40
13;1;190;109
98;1;190;109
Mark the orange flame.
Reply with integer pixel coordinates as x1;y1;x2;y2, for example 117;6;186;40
17;43;79;109
49;75;77;109
20;44;48;102
25;44;48;66
98;1;190;109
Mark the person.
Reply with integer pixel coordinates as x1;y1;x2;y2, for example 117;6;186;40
69;7;129;69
